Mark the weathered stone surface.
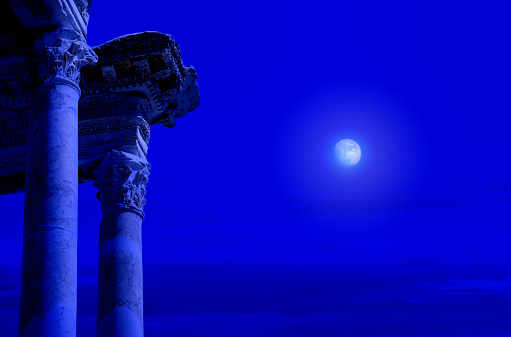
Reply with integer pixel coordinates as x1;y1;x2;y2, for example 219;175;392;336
93;150;151;216
1;6;201;335
92;150;150;337
0;115;149;195
34;27;97;84
20;80;80;337
0;31;199;195
79;115;150;172
81;32;200;128
0;32;200;126
19;27;96;337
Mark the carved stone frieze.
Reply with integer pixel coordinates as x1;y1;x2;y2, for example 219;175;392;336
79;115;144;137
0;115;149;195
0;56;33;110
0;31;199;125
78;115;150;159
81;32;200;128
34;27;97;85
0;129;27;148
0;31;198;195
79;93;152;122
92;150;151;216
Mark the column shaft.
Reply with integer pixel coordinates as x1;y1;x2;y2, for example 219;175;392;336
93;150;150;337
20;79;80;337
18;27;97;337
97;207;144;337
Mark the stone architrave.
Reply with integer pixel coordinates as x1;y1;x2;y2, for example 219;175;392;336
18;27;97;337
92;150;150;337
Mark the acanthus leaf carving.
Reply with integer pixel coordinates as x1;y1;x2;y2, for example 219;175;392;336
34;27;98;85
92;150;151;215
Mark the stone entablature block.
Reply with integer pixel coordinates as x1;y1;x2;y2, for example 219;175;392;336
81;32;199;128
0;115;149;195
0;31;199;195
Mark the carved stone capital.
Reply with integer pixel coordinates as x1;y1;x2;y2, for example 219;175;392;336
92;150;151;217
34;27;97;86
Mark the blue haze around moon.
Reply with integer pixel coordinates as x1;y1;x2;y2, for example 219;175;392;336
0;1;510;336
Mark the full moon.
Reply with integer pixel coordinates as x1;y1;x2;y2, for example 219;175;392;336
335;139;361;166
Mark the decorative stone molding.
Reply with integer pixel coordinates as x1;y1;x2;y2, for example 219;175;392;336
0;55;33;110
0;115;149;149
0;129;27;148
0;115;149;195
78;115;150;161
0;32;198;195
79;93;152;122
139;120;150;144
0;31;199;125
92;150;151;216
81;32;200;128
79;116;145;137
34;27;97;85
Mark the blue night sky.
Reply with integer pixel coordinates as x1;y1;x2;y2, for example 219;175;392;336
1;1;511;336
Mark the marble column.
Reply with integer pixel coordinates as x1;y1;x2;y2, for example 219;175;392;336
92;150;151;337
19;28;97;337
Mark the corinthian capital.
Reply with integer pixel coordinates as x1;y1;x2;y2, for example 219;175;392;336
92;150;151;217
34;27;98;85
